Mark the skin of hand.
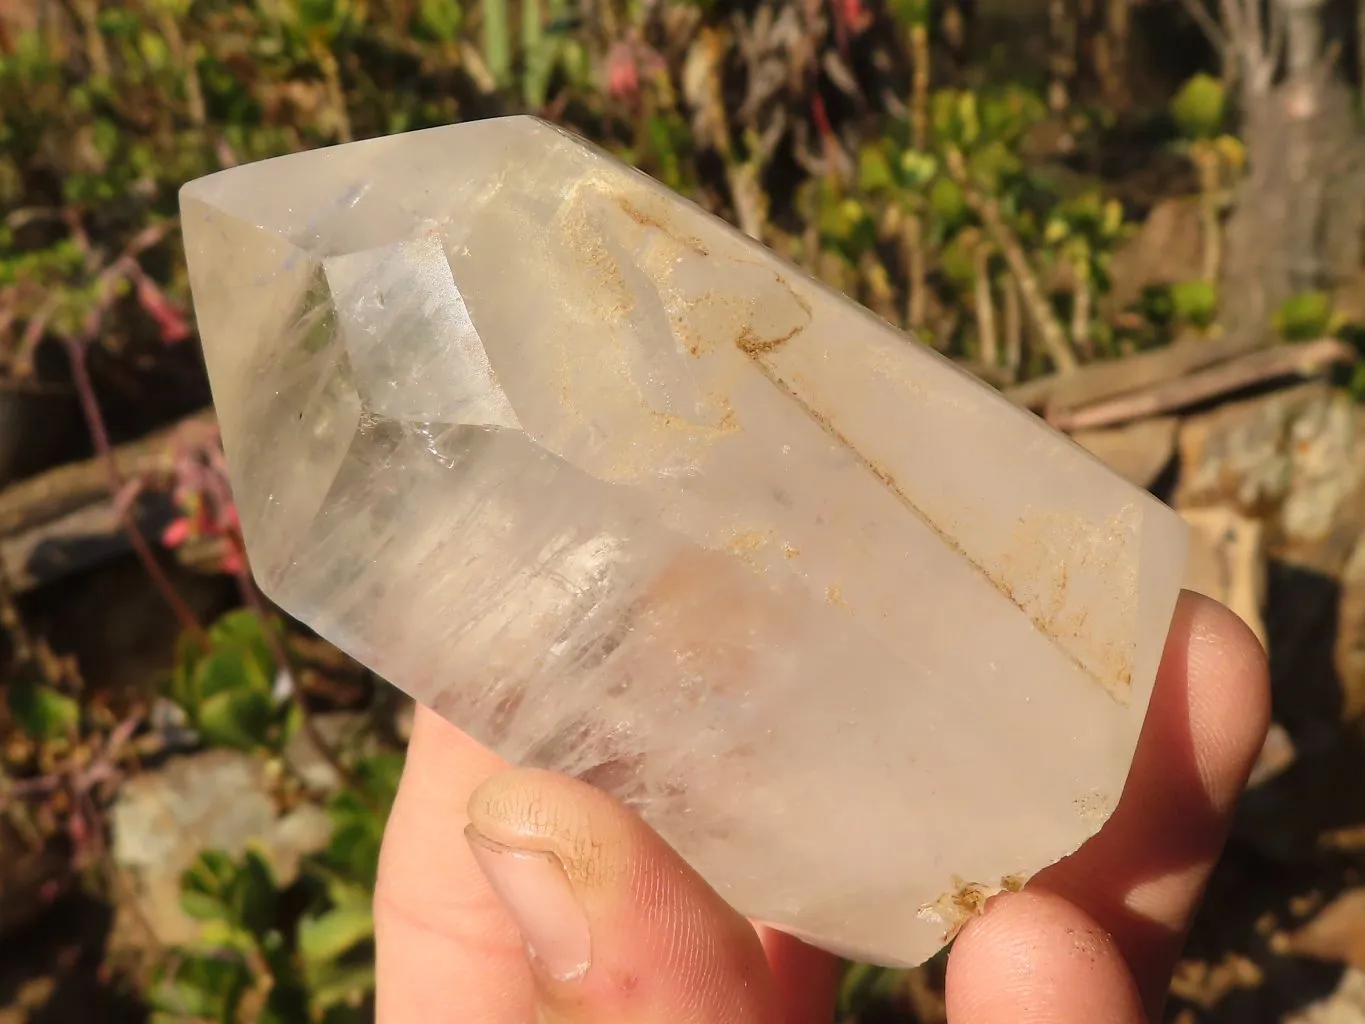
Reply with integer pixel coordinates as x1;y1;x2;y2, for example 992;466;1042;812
374;589;1270;1024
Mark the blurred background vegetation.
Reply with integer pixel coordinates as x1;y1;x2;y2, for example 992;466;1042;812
3;0;1365;1020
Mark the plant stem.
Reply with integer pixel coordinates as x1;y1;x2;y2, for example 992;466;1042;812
974;243;999;366
1003;272;1023;380
61;336;208;649
482;0;513;86
154;7;206;126
1096;0;1131;110
946;148;1079;373
904;212;927;330
909;22;929;152
1070;249;1093;357
72;0;110;79
1194;144;1223;282
905;22;930;334
1047;0;1075;112
314;42;353;142
860;252;899;323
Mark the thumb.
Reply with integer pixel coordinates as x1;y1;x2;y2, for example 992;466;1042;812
464;767;781;1024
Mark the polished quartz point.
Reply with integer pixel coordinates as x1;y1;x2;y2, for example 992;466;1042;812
179;115;1190;966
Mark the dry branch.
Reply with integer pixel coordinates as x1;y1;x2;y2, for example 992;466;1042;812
0;408;215;593
945;149;1078;374
1005;331;1265;412
1047;337;1356;430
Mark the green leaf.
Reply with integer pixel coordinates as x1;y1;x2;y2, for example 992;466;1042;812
481;0;512;85
857;145;895;194
522;36;563;110
898;149;938;189
354;751;404;804
1274;290;1334;341
310;960;377;1013
939;229;980;288
196;685;277;751
886;0;930;27
187;918;257;953
1171;73;1226;140
1169;279;1219;327
415;0;462;40
966;139;1020;193
979;86;1046;143
927;177;966;228
839;961;910;1015
298;905;375;965
207;609;276;682
233;847;279;935
7;680;79;741
180;848;278;936
148;954;250;1022
181;850;236;921
297;0;341;32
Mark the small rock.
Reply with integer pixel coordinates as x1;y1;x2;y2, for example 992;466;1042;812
1176;383;1365;569
1181;507;1269;650
1070;416;1178;490
1340;536;1365;721
1180;507;1301;786
110;749;332;946
1284;889;1365;972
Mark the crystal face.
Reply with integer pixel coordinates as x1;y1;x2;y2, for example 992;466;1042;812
179;115;1190;966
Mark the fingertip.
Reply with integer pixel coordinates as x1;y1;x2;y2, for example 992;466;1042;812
947;890;1146;1024
1166;589;1271;814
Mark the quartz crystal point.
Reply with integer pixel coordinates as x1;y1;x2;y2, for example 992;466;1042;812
179;115;1190;967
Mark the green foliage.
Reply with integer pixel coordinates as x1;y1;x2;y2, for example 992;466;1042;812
1168;280;1220;328
886;0;931;28
839;962;911;1015
180;847;279;935
414;0;463;42
315;752;403;888
1274;290;1336;341
167;610;296;753
810;80;1136;356
7;678;79;742
148;952;253;1024
149;744;399;1023
151;603;405;1024
1171;73;1227;140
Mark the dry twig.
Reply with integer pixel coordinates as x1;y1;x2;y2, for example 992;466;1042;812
945;149;1078;373
1005;331;1264;411
1048;337;1356;430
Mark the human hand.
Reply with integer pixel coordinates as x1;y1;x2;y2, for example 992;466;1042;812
374;589;1269;1023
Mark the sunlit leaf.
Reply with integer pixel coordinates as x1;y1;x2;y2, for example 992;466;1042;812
1171;73;1226;140
196;686;277;751
1274;290;1334;341
1169;279;1219;327
7;680;79;741
298;905;375;965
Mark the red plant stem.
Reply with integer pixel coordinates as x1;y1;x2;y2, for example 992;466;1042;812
62;335;208;649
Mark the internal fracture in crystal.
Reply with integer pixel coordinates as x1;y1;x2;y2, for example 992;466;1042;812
179;116;1190;966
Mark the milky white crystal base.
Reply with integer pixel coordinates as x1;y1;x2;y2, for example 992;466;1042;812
179;115;1189;966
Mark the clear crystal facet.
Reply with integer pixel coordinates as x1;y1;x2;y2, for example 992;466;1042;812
179;115;1190;966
